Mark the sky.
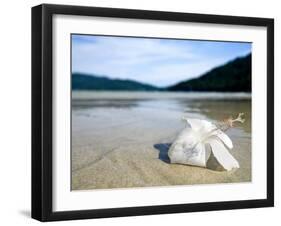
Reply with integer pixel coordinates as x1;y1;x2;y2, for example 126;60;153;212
72;34;251;87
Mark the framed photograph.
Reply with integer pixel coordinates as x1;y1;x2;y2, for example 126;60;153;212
32;4;274;221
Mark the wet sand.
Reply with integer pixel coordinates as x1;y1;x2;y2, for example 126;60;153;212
71;91;251;190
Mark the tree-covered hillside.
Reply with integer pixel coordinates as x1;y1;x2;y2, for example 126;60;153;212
168;54;251;92
72;73;159;91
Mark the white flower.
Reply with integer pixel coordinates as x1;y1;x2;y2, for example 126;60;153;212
168;118;239;171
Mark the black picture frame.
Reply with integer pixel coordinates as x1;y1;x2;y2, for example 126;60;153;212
32;3;274;222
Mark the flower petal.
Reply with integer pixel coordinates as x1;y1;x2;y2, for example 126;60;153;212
211;130;233;149
186;118;203;131
187;118;216;133
207;138;239;171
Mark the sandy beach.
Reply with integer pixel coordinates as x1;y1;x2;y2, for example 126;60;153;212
71;91;251;190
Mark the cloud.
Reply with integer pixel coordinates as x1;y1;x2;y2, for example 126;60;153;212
72;35;251;87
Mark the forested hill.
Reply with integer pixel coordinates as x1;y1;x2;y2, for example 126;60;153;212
72;73;159;91
168;54;251;92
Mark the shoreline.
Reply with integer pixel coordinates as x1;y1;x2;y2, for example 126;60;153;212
72;91;252;101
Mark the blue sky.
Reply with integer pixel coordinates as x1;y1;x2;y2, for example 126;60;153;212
72;34;251;87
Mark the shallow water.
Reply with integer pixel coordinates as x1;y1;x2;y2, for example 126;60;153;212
72;91;251;190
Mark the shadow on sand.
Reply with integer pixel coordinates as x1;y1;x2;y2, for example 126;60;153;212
153;143;171;163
